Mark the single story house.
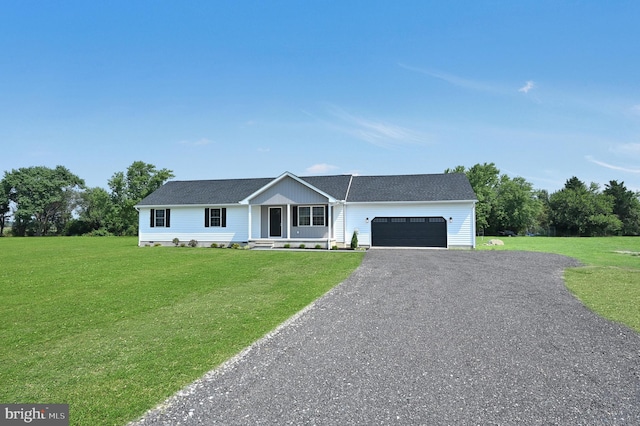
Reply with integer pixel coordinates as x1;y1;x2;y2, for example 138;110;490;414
136;171;477;249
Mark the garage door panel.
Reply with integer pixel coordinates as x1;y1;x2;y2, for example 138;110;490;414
371;217;447;248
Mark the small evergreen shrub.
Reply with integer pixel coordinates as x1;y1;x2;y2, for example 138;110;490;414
188;239;198;248
350;230;358;249
231;243;241;249
315;244;322;249
331;245;338;250
172;238;180;247
299;244;306;249
180;243;186;247
210;243;218;248
283;243;291;248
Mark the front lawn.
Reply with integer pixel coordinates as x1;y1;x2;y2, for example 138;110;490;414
0;237;364;425
477;236;640;332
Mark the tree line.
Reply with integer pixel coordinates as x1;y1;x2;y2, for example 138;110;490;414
446;163;640;236
1;161;174;237
1;161;639;237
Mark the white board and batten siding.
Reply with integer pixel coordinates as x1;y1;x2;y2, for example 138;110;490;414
138;205;248;246
344;202;476;248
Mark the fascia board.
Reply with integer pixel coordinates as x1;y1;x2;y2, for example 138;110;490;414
345;199;477;205
135;203;243;209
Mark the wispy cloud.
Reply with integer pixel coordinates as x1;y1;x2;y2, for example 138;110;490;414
306;163;339;174
610;143;640;156
399;63;497;92
178;138;213;146
519;80;535;94
326;105;430;148
586;155;640;173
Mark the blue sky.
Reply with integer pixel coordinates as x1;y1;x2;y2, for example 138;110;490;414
2;1;640;192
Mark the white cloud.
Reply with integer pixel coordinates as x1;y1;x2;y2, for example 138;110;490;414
585;155;640;173
519;81;535;94
610;143;640;156
306;163;339;174
327;105;430;148
399;63;497;92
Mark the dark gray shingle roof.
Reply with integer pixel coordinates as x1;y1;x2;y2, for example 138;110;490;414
347;173;476;202
137;173;476;206
137;178;273;205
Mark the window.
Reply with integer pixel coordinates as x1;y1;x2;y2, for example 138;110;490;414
204;208;226;227
297;205;325;227
150;209;170;228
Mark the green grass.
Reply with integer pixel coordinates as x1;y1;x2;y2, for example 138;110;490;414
0;237;364;425
477;236;640;332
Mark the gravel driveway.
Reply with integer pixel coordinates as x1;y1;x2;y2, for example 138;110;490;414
131;250;640;425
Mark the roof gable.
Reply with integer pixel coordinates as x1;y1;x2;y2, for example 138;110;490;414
240;172;342;204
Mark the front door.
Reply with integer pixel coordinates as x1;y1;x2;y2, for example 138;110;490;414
269;207;282;237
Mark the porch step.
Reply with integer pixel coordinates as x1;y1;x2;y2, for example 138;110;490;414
251;241;275;249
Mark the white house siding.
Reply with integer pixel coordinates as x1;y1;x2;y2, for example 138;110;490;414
333;203;345;244
344;202;476;248
138;205;248;246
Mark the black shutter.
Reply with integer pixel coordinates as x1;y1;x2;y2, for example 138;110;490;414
150;209;155;227
221;208;227;227
165;209;171;228
325;205;329;226
204;208;210;227
292;206;298;227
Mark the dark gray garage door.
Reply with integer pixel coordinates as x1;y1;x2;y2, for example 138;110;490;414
371;217;447;248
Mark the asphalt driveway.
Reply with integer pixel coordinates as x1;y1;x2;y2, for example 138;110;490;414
131;250;640;425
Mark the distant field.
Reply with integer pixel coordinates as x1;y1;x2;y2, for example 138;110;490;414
0;237;364;426
477;236;640;332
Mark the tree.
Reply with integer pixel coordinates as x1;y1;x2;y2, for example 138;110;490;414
549;177;621;236
491;175;542;234
2;166;85;236
67;187;115;235
446;162;500;233
603;180;640;235
108;161;174;236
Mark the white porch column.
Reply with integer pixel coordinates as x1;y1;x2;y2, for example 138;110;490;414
248;204;252;240
327;203;332;250
287;203;291;240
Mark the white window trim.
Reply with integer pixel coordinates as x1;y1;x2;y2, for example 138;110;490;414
155;209;166;227
298;205;325;227
209;208;222;227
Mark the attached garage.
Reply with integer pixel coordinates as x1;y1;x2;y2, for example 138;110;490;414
371;217;447;248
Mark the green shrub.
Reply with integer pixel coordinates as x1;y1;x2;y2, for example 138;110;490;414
315;244;322;249
180;243;186;247
154;243;162;247
172;238;180;246
350;230;358;249
299;244;306;249
231;243;241;249
331;245;338;250
188;239;198;248
210;243;218;248
283;243;291;248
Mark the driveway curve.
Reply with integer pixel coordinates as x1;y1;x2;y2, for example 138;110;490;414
131;250;640;425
